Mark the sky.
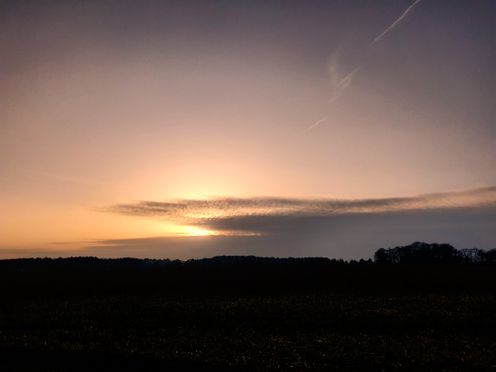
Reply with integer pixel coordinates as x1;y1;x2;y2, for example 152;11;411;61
1;0;495;259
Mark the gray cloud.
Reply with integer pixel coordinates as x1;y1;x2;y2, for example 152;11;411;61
108;187;496;236
98;186;496;259
5;190;496;260
23;203;496;260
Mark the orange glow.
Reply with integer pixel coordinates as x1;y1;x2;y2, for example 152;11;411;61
176;226;214;237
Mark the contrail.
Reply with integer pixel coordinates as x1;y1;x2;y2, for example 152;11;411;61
307;65;359;131
370;0;423;46
329;66;361;104
305;116;328;132
337;67;361;89
307;0;423;133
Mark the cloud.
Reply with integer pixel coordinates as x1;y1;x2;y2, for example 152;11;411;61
326;51;359;104
0;248;63;259
328;51;340;103
5;187;495;260
306;51;363;132
41;203;496;259
108;186;496;235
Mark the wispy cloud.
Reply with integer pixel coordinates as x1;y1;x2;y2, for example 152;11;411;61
326;52;362;106
328;51;340;103
370;0;423;46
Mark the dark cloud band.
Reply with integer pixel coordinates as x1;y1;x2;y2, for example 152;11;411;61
107;187;496;235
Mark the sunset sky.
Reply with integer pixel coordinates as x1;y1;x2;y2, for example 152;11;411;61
1;0;495;259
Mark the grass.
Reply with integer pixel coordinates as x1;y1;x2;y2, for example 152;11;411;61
0;259;495;371
1;293;495;371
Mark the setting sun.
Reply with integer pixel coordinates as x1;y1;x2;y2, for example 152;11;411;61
178;226;214;237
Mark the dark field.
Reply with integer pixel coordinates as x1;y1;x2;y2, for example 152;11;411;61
0;258;495;371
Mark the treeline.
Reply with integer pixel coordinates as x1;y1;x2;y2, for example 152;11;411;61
1;244;496;298
1;242;495;269
0;256;360;272
374;242;496;264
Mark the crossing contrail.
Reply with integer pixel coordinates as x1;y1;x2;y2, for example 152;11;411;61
306;0;424;132
329;66;361;104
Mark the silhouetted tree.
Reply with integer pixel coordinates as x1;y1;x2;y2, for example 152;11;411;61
458;248;485;263
374;242;460;264
374;248;391;264
484;249;496;263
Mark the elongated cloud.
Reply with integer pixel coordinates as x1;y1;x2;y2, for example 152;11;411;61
370;0;423;46
328;51;340;103
109;187;496;235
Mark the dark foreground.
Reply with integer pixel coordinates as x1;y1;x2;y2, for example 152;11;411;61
0;257;495;371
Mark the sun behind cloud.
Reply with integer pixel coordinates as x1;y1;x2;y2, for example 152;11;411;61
177;226;214;237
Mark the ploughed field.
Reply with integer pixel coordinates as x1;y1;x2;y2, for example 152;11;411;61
0;258;495;371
